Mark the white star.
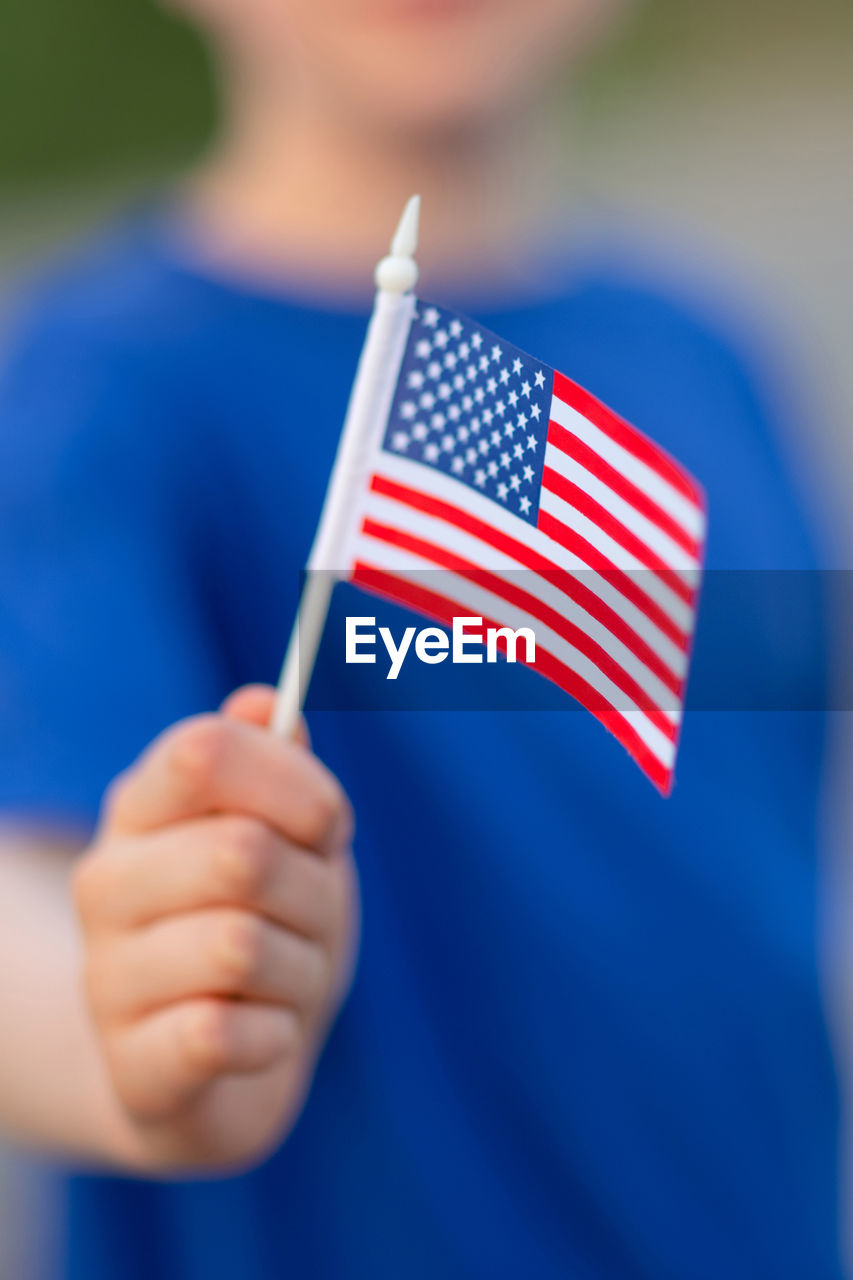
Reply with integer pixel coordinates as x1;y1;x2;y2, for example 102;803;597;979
449;319;463;338
419;391;435;410
521;380;531;398
482;407;494;426
473;386;485;404
534;369;546;388
423;442;440;462
391;431;410;451
479;355;490;373
517;412;528;429
431;412;446;430
494;400;505;416
466;364;478;382
496;482;509;501
444;351;457;369
415;340;431;359
522;464;534;482
486;377;497;395
447;404;460;422
462;395;473;412
513;442;524;460
469;416;481;433
400;401;416;419
438;382;452;401
471;332;483;350
407;370;425;390
428;361;442;380
465;447;477;464
412;423;428;441
504;421;515;438
451;455;465;474
490;428;501;446
453;374;465;391
422;307;440;327
474;468;487;487
507;390;518;407
434;329;449;348
512;357;522;375
499;368;510;385
530;403;541;421
478;438;489;455
456;424;469;442
441;434;454;452
499;451;510;469
519;495;531;515
526;434;537;451
487;460;499;478
509;473;521;491
458;341;470;360
491;344;502;363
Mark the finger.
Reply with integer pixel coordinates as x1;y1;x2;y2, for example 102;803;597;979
78;815;347;939
107;714;350;854
88;909;329;1020
221;685;310;748
107;998;300;1118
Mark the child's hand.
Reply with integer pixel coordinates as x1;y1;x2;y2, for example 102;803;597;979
72;685;358;1173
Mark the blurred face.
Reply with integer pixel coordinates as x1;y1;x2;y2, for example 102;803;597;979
173;0;628;132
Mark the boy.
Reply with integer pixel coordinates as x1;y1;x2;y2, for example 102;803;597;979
0;1;843;1276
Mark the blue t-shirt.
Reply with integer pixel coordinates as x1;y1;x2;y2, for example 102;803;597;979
0;214;842;1279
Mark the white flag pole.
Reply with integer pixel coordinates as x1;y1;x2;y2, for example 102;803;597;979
270;195;421;738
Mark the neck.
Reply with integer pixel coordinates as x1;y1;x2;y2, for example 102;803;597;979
180;77;575;302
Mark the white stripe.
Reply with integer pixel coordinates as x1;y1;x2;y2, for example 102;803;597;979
550;395;705;541
352;534;678;768
362;452;693;657
538;486;694;632
544;442;701;574
361;488;684;711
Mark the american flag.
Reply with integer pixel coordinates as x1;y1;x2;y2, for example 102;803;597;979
340;300;706;793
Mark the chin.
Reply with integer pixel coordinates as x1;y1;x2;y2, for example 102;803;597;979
325;49;564;137
358;87;534;137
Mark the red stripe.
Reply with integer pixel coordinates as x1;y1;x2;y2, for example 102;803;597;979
369;472;689;674
547;419;702;559
553;371;706;509
350;562;673;795
360;516;680;740
542;466;697;606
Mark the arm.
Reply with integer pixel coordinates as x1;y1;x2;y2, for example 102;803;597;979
0;829;132;1162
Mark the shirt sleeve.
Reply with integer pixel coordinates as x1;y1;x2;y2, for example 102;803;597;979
0;292;233;833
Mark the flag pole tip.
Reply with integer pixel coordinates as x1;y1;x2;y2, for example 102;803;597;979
392;194;420;257
375;194;420;294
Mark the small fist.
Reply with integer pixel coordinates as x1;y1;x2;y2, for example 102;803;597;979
72;686;358;1172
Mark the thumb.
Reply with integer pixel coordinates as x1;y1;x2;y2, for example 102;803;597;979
220;685;310;747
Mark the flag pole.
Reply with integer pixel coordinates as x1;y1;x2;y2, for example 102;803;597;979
270;195;421;738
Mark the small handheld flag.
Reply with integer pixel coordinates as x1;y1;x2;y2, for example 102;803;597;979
272;198;706;793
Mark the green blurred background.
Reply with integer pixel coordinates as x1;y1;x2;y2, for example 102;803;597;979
0;2;851;1276
0;0;210;184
